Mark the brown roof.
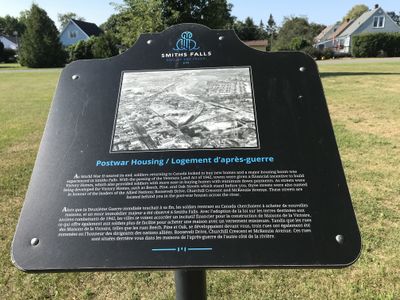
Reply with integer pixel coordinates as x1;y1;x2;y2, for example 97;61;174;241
325;19;354;40
243;40;268;47
314;25;333;42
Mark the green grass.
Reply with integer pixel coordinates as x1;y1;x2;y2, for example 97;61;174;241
1;61;399;299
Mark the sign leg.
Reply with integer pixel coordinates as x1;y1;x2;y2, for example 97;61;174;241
174;269;207;300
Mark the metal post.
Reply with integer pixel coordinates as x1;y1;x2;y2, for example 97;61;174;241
175;269;207;300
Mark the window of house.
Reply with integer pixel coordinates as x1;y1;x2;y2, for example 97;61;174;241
373;16;385;28
69;31;77;38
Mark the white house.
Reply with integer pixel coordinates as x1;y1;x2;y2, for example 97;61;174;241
315;4;400;53
0;34;18;50
314;20;353;51
59;19;103;47
337;5;400;53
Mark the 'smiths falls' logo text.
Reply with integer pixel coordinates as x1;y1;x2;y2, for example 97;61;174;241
161;31;212;59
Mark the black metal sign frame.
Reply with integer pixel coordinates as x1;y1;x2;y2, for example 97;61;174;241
12;24;361;272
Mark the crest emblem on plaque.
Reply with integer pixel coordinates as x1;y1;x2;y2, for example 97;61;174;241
173;31;200;51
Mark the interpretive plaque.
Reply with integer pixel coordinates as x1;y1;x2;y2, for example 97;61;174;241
12;24;361;271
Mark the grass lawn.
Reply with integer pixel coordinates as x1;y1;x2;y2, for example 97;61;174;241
1;61;399;299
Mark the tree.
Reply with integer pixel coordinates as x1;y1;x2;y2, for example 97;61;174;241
234;17;260;41
91;34;119;58
161;0;234;28
343;4;368;22
67;40;93;61
272;17;325;51
387;11;400;25
101;14;121;34
111;0;234;47
100;14;125;46
0;15;26;35
112;0;165;47
290;37;310;51
309;22;326;39
258;20;268;39
266;14;277;50
19;10;30;27
67;34;119;62
58;12;85;30
19;4;66;67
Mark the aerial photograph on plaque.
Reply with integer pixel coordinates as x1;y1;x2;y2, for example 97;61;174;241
111;67;259;152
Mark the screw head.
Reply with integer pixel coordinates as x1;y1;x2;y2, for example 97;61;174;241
335;234;344;245
298;95;303;100
218;36;224;41
30;238;39;246
299;67;306;72
146;39;152;45
72;74;79;80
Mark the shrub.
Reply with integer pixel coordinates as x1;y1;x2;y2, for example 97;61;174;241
67;40;93;62
90;34;118;59
302;46;322;60
352;33;400;57
67;34;118;62
322;48;334;59
333;52;352;59
290;37;310;51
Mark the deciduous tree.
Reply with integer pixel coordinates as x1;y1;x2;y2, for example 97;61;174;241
112;0;165;47
0;15;26;35
272;17;325;51
387;11;400;25
162;0;234;28
343;4;368;22
67;34;119;62
90;34;119;58
110;0;234;47
58;12;85;30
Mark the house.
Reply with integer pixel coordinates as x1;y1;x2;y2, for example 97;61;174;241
337;4;400;53
0;34;18;50
59;19;103;47
315;4;400;53
314;24;334;45
314;19;354;51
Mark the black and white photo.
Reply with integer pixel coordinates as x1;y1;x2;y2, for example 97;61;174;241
111;67;259;152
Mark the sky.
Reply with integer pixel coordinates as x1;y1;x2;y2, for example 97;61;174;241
0;0;399;28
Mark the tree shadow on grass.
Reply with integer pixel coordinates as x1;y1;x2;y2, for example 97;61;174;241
320;72;400;78
0;65;20;69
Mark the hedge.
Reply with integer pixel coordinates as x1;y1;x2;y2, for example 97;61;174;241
352;33;400;57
